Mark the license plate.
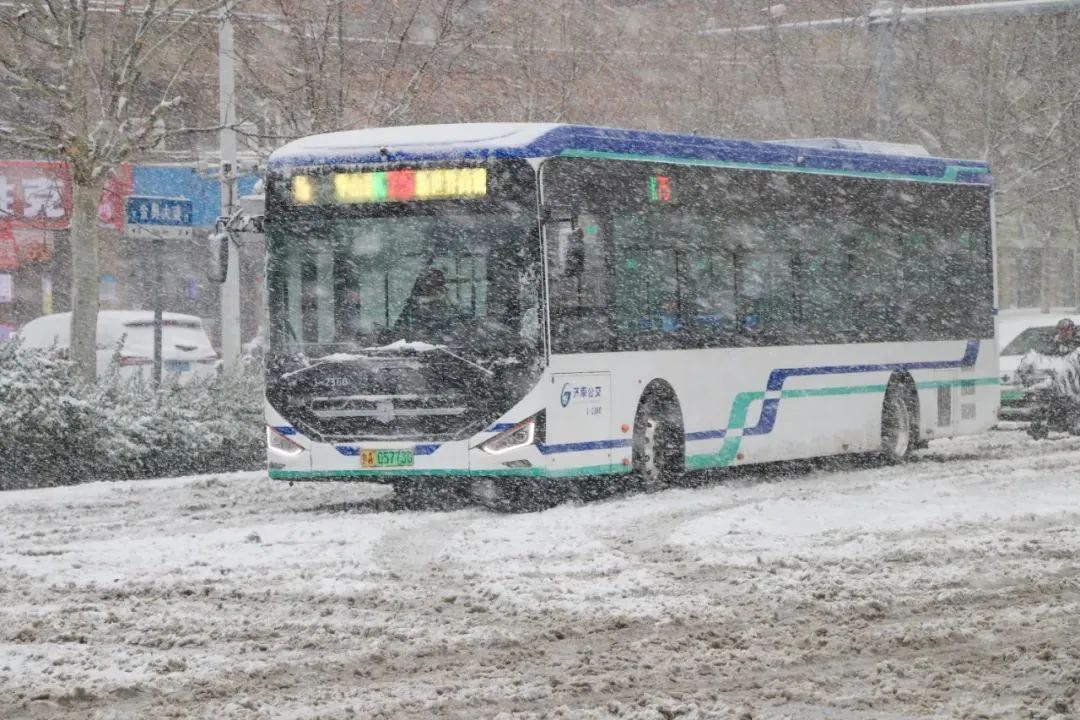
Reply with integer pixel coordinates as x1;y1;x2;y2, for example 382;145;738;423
166;361;191;372
360;449;414;468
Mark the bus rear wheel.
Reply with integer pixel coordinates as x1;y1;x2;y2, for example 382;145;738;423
880;382;918;463
633;394;685;491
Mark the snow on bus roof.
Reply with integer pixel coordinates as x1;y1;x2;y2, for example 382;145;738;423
267;123;991;186
770;137;933;157
269;123;560;165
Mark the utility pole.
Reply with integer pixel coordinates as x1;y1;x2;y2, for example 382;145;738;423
153;230;163;387
219;2;240;369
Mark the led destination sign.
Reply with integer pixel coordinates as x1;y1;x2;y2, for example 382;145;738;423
289;168;488;204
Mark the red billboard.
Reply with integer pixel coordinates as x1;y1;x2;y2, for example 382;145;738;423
0;220;16;271
0;161;132;233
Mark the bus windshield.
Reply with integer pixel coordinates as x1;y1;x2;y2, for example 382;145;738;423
267;212;542;360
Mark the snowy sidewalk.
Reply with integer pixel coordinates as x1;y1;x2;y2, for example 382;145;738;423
1;430;1078;719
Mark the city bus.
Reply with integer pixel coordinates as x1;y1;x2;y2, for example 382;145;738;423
258;123;998;505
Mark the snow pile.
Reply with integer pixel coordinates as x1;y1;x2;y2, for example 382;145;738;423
0;343;263;489
1017;348;1080;399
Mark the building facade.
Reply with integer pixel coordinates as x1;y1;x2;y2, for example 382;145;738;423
0;161;261;346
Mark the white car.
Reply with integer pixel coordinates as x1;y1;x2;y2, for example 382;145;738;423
997;311;1080;420
18;311;219;383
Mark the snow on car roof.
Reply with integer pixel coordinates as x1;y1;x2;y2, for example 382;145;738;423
997;309;1080;350
19;311;205;347
23;310;203;327
267;122;992;186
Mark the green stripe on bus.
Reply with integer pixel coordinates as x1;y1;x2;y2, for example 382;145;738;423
274;377;1001;480
687;375;1000;470
916;377;1000;389
269;464;632;481
1000;389;1023;402
780;384;888;398
727;390;764;428
559;149;988;185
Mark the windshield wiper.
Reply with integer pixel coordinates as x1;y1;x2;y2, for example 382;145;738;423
431;345;495;378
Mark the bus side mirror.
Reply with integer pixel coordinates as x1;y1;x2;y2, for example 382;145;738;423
208;228;229;283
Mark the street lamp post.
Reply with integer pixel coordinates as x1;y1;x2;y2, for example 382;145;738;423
218;2;240;370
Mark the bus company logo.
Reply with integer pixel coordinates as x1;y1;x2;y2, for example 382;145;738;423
560;382;601;408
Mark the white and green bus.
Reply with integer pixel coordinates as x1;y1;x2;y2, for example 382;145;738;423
259;123;998;503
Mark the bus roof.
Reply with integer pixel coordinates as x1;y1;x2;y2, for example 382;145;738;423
267;122;991;186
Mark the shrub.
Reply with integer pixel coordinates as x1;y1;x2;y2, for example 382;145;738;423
0;343;263;490
0;341;98;485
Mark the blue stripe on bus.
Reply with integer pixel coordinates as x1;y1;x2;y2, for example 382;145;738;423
267;125;991;186
743;402;778;437
325;340;981;461
763;339;979;392
538;439;632;455
685;429;728;441
738;339;979;437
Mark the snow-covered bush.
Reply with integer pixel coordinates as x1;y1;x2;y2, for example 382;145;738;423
0;343;263;489
0;341;98;486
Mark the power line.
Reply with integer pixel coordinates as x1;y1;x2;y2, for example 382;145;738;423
0;0;867;66
700;0;1080;36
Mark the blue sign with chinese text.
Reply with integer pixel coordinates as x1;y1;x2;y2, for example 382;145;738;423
126;196;193;226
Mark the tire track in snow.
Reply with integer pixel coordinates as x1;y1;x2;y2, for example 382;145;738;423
2;431;1080;719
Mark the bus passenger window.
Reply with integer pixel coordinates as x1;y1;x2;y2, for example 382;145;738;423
545;217;613;353
732;219;796;344
611;213;688;349
901;230;937;338
685;251;737;346
945;229;993;336
798;221;857;344
848;230;904;342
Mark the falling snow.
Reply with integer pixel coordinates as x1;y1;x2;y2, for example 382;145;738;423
3;2;1080;719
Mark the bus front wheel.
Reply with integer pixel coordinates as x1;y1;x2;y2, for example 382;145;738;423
880;381;918;463
633;393;685;491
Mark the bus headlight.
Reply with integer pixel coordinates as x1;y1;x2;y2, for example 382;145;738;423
481;416;537;455
267;426;304;457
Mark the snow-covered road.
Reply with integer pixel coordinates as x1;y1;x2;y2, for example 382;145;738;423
1;431;1078;719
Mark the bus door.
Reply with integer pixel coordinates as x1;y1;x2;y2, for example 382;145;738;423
542;214;616;474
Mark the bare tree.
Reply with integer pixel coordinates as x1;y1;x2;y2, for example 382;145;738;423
469;1;625;124
234;0;349;139
234;0;484;144
0;1;228;381
897;12;1080;305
